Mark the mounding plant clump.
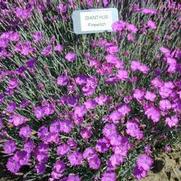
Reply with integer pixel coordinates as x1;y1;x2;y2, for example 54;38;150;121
0;0;181;181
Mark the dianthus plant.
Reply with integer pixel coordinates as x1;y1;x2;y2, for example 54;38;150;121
0;0;181;181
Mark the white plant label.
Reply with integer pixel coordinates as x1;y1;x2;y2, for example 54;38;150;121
72;8;118;34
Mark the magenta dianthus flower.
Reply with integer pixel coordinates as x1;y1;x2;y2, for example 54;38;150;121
106;44;119;54
145;106;161;123
116;70;129;81
101;171;116;181
9;114;28;126
103;0;110;7
15;41;34;56
112;137;131;157
136;154;153;171
15;7;32;20
140;8;157;15
73;105;87;118
83;147;96;159
159;82;174;98
57;144;70;156
165;115;179;128
86;0;94;7
109;154;124;168
126;121;144;140
13;150;30;166
96;138;110;153
57;74;69;86
57;3;68;14
145;91;156;102
6;102;16;113
59;120;73;133
23;140;35;153
65;52;77;62
41;45;52;56
67;174;81;181
133;89;145;100
19;125;32;139
8;78;19;90
6;157;21;174
112;20;126;32
68;151;83;166
32;31;43;43
159;99;172;111
95;94;110;106
109;110;122;123
103;123;118;138
147;20;157;30
35;163;46;174
84;99;97;110
54;44;64;53
80;127;92;140
133;166;148;180
51;160;65;180
3;140;16;155
88;154;101;170
126;23;138;33
118;104;131;116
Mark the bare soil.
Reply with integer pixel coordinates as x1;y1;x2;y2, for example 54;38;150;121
142;143;181;181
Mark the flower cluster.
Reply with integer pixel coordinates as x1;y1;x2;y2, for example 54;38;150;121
0;0;180;181
133;154;153;180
